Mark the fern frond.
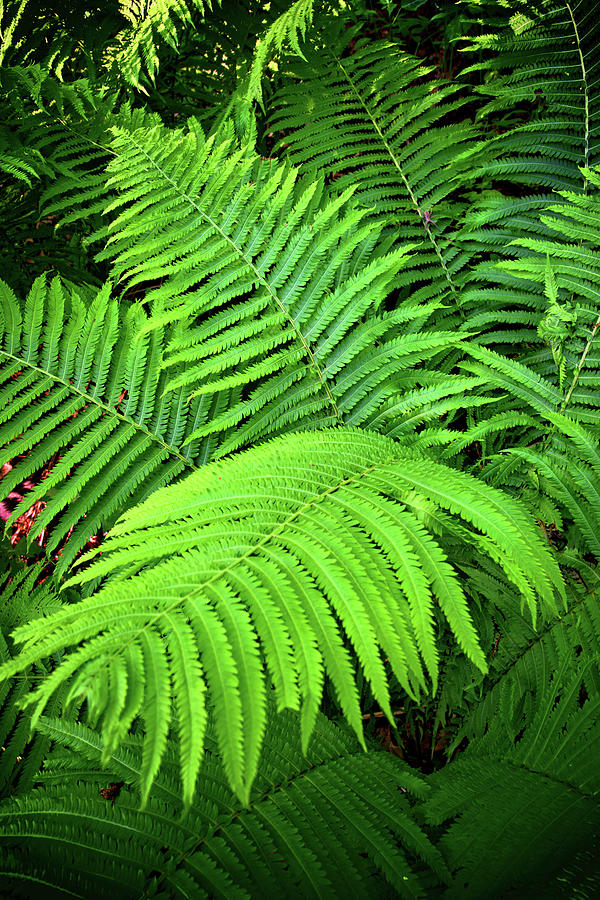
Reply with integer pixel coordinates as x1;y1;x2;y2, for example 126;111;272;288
495;174;600;404
246;0;316;103
0;559;67;799
106;0;217;91
464;0;600;183
458;342;600;558
0;275;221;577
0;66;165;243
424;581;600;897
0;428;563;804
458;0;600;346
269;34;483;309
454;563;600;747
0;0;30;68
0;65;122;287
88;121;464;449
0;122;49;187
0;706;447;898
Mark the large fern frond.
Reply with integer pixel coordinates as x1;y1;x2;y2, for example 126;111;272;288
88;122;465;451
464;0;600;187
269;33;483;309
457;0;600;346
0;429;564;804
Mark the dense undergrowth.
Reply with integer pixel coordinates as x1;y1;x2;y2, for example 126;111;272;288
0;0;599;896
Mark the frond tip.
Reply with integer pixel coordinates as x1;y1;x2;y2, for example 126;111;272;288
1;429;564;804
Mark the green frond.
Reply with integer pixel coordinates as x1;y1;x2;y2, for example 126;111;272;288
458;340;600;558
246;0;316;103
0;65;122;288
1;67;164;242
551;844;600;898
454;564;600;747
0;275;221;577
269;33;484;309
106;0;218;91
0;559;68;799
464;0;600;182
423;575;600;897
87;121;463;447
1;429;563;803
0;122;49;187
0;0;30;68
0;705;447;898
457;0;600;346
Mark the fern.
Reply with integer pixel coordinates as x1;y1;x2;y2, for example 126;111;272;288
246;0;316;103
464;0;600;183
0;65;121;289
0;1;599;894
458;0;600;347
106;0;217;91
0;559;67;799
418;171;600;557
423;578;600;896
0;428;563;805
0;0;32;68
144;0;266;126
269;30;484;311
0;123;49;187
495;167;600;394
0;704;448;898
87;121;466;451
0;274;222;577
0;65;161;247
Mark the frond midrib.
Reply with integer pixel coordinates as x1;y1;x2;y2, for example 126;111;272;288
473;752;598;802
36;717;371;895
153;746;366;893
565;0;590;184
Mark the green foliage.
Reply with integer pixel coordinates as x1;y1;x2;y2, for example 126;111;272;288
94;121;458;450
0;704;448;899
444;177;600;560
270;30;481;308
107;0;216;90
458;0;600;348
1;0;600;896
0;562;65;799
1;428;563;805
423;581;600;896
246;0;317;103
0;274;218;576
424;679;600;896
464;0;599;175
